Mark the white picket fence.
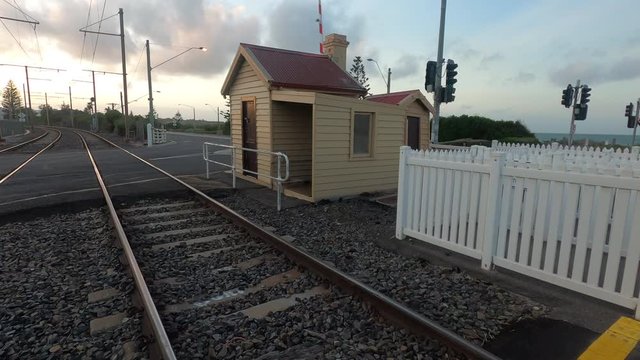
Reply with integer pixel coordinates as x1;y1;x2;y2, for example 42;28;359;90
396;144;640;316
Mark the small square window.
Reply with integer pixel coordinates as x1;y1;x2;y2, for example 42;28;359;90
353;112;372;156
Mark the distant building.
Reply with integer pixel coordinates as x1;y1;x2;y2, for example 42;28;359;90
221;34;433;202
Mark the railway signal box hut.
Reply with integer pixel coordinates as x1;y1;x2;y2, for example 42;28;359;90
221;34;433;202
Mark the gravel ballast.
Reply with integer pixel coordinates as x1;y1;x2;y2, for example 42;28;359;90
216;193;546;346
0;208;145;359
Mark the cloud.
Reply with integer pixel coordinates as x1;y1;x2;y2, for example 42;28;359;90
265;0;365;53
507;71;536;83
391;54;420;80
8;0;261;77
480;52;504;65
549;57;640;86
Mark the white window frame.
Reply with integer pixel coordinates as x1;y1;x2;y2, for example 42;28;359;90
350;111;374;159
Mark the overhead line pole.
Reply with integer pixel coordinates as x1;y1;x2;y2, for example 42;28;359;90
79;8;129;138
24;66;32;129
431;0;447;144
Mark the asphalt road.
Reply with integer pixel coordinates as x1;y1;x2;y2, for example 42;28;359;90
0;130;231;217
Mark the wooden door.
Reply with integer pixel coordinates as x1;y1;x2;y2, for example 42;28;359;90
407;116;420;150
242;100;257;177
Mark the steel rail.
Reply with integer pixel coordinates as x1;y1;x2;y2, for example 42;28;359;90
0;129;50;153
81;130;501;360
0;129;61;185
75;131;176;360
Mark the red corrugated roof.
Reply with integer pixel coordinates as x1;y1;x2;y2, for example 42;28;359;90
366;90;416;105
241;43;367;95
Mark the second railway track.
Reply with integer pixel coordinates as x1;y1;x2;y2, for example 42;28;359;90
77;131;499;359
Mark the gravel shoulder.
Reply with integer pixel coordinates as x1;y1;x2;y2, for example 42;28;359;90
0;208;146;359
214;192;546;346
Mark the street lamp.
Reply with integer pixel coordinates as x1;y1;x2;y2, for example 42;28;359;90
146;40;206;128
366;58;391;94
178;103;195;121
205;103;219;123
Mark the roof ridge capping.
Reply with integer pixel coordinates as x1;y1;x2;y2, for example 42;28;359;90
240;43;328;58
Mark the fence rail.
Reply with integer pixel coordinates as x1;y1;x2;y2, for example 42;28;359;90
397;144;640;317
202;142;289;210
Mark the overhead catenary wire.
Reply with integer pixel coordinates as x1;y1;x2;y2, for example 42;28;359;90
91;0;108;65
0;18;29;57
2;0;37;22
79;0;94;65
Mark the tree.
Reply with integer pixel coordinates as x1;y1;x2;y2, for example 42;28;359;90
172;111;183;128
84;101;93;114
219;97;230;122
349;56;370;95
2;80;23;120
439;114;538;143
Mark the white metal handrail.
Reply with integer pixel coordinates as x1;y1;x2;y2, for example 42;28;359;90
203;142;290;210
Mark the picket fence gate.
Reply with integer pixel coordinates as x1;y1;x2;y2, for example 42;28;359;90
395;144;640;316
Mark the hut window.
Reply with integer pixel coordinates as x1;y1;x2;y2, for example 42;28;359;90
352;112;373;156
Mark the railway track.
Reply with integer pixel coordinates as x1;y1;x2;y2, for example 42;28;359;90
0;128;61;184
77;131;500;359
0;128;50;153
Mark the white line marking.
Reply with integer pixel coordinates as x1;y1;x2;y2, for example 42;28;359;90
0;174;205;207
149;153;202;160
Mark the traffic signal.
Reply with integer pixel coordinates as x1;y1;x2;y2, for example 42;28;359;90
443;59;458;103
425;61;437;93
561;85;573;108
625;102;634;118
574;104;588;121
580;86;591;105
626;102;635;128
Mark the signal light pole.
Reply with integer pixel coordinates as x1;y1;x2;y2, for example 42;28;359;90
431;0;447;144
627;99;640;146
561;80;591;146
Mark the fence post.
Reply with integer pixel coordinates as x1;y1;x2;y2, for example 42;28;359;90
396;146;411;239
481;151;506;270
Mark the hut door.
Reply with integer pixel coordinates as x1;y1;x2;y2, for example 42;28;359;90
242;100;257;177
407;116;420;150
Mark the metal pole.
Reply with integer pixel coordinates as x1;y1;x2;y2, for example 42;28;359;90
25;66;32;129
146;39;154;129
22;83;27;111
387;68;391;94
45;92;49;126
431;0;447;144
119;8;129;138
92;70;97;131
568;79;580;147
633;98;639;147
120;91;124;116
217;106;220;123
69;86;74;128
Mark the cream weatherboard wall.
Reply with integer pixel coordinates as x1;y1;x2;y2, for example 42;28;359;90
271;101;313;182
313;93;406;200
228;59;272;185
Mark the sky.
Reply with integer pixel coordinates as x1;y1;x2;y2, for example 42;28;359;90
0;0;638;135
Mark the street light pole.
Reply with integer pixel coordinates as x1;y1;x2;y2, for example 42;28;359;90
145;40;207;141
366;58;390;94
178;103;195;121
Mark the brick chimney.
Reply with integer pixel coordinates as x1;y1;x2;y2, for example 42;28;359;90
323;34;349;71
